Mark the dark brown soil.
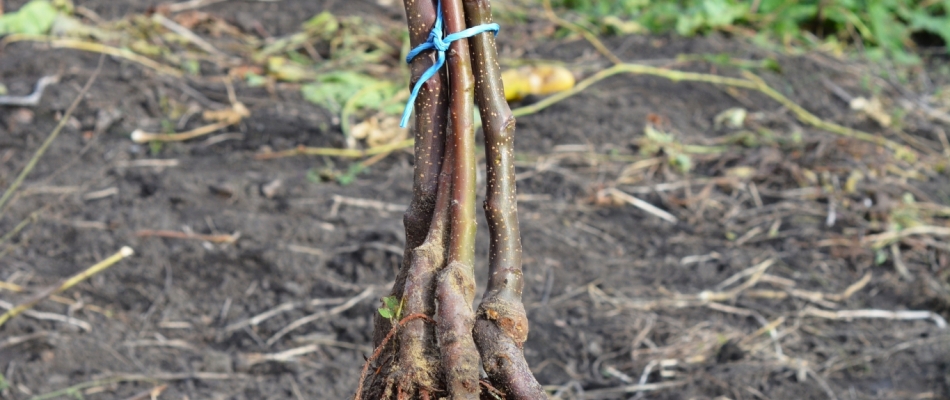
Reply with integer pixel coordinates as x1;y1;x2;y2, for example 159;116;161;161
2;1;950;399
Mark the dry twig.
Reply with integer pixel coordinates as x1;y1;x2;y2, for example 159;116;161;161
266;286;377;346
135;229;240;244
801;307;947;328
0;246;133;328
600;188;678;223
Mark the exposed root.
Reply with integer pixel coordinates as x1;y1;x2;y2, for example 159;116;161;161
356;313;434;400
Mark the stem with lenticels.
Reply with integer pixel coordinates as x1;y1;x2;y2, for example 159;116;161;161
465;0;546;398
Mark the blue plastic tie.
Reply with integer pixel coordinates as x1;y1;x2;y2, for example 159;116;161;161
399;1;499;128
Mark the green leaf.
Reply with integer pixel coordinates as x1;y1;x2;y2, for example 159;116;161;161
675;13;705;36
246;72;267;87
149;141;163;155
0;0;59;36
377;307;393;319
305;168;323;183
383;296;400;310
908;11;950;54
761;58;781;73
303;11;339;38
670;153;693;173
874;249;888;265
335;163;365;186
701;0;748;28
182;59;200;76
643;124;674;144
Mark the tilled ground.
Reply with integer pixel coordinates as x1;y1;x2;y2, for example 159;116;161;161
1;0;950;399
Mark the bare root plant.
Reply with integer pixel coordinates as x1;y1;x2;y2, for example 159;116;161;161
355;0;545;398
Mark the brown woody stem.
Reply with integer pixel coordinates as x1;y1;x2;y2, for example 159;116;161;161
465;0;545;397
436;0;481;398
403;0;448;252
394;134;454;393
364;0;447;398
377;0;447;348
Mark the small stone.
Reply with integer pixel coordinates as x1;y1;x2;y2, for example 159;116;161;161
261;179;282;198
12;108;34;125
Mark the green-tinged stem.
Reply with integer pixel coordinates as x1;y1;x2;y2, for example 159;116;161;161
438;0;481;398
465;0;545;398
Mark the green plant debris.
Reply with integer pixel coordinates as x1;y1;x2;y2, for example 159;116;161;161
245;72;267;87
255;11;340;61
678;53;781;72
549;0;950;63
637;123;728;173
267;56;314;82
301;72;401;114
336;163;366;186
874;249;888;265
0;0;59;36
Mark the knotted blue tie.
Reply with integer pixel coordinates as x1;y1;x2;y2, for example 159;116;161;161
399;1;500;128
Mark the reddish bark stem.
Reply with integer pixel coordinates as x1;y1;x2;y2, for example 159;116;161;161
376;0;449;349
403;0;448;252
364;1;448;398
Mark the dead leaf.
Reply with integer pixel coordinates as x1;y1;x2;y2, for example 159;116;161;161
203;102;249;124
850;96;892;127
351;114;408;147
725;166;757;179
173;11;210;29
714;107;747;129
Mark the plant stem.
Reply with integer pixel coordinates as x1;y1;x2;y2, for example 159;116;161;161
437;0;481;398
375;0;447;348
443;5;477;271
403;0;449;252
390;129;455;395
0;247;133;328
464;0;545;397
464;0;522;300
366;1;447;397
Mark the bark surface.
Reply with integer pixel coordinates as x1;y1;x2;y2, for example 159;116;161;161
359;1;543;398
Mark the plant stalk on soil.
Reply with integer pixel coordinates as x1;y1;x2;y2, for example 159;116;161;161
0;246;133;328
358;0;542;398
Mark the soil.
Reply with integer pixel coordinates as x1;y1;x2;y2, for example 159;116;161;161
2;0;950;399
